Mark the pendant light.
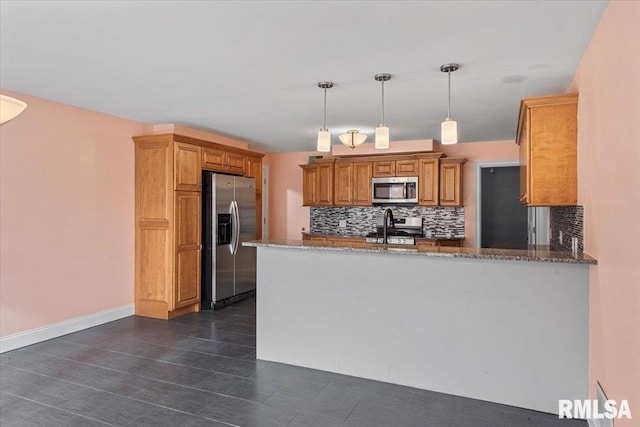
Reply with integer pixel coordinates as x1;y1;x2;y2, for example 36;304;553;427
440;63;459;145
339;130;367;149
374;73;391;149
0;94;28;126
316;82;333;152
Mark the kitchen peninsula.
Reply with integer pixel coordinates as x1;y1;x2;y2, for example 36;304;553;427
244;239;595;414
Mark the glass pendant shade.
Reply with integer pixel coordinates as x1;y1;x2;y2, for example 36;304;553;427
374;73;391;150
316;81;334;152
317;129;331;152
440;118;457;145
0;95;28;125
375;125;389;149
440;64;460;145
339;130;367;149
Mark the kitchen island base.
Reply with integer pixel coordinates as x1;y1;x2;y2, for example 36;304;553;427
253;245;589;415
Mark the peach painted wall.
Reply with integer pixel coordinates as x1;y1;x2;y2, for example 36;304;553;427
264;141;518;246
263;151;316;240
0;89;150;337
567;1;640;423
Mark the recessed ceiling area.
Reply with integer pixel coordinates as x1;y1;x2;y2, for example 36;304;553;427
0;1;608;152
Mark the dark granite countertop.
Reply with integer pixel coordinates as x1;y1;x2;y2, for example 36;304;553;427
244;239;597;265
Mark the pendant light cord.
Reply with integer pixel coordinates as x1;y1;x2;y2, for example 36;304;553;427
447;70;451;119
381;80;385;125
323;88;327;131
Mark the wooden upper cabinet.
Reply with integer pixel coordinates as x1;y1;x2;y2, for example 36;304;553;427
226;152;246;175
246;156;262;188
439;158;466;207
352;162;372;206
519;110;530;204
202;147;246;175
301;160;334;206
175;143;201;191
174;191;201;309
302;166;317;206
301;154;467;207
418;158;439;206
334;162;353;206
316;162;334;206
516;93;578;206
373;159;418;177
395;160;419;176
334;161;372;206
202;147;225;169
246;156;263;239
373;161;395;177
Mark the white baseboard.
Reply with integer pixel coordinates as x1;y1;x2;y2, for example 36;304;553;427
0;304;134;353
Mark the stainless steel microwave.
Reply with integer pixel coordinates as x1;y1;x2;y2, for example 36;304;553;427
371;176;418;204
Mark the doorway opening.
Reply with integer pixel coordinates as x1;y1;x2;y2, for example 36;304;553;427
474;160;528;249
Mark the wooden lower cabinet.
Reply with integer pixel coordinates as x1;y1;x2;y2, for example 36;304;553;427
329;236;367;248
303;234;461;248
416;239;463;248
174;191;201;309
302;234;327;242
302;234;366;247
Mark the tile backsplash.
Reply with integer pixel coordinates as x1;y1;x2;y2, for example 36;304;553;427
550;206;584;252
310;206;464;238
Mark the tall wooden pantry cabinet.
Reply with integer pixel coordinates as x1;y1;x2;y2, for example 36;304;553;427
133;133;263;319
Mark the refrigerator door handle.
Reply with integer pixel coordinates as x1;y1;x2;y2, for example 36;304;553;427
232;200;240;256
229;201;236;255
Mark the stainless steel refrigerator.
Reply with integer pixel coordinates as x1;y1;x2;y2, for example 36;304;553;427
202;172;256;310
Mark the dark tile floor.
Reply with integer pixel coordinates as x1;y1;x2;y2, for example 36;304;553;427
0;297;587;427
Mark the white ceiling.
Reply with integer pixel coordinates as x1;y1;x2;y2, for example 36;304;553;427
1;1;607;152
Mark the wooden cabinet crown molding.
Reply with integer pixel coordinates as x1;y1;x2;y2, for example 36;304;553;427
133;133;264;159
332;152;444;163
516;93;578;143
515;93;578;146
